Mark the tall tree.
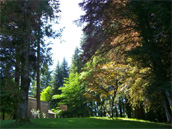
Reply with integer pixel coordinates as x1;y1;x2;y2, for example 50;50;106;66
53;73;88;117
52;50;88;117
15;0;31;123
34;0;60;113
121;1;171;122
61;58;69;81
51;59;69;108
79;0;171;122
0;0;60;124
53;61;63;94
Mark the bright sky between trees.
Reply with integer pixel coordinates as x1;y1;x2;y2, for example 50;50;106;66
49;0;84;70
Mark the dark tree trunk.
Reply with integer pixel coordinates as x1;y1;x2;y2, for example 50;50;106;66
16;0;31;124
90;102;93;116
110;89;116;119
110;80;118;119
126;98;131;118
14;52;20;120
161;92;171;122
115;106;118;117
37;28;41;112
122;98;125;116
134;104;144;119
104;110;106;117
119;98;122;117
100;105;103;117
134;107;139;119
16;50;30;123
165;90;172;110
95;102;98;116
2;111;5;120
16;84;30;124
16;45;30;124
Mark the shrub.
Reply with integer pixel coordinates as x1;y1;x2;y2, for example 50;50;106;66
30;109;46;119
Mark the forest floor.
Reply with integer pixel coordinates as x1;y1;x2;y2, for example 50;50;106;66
0;117;171;129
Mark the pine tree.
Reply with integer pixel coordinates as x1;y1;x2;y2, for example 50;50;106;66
70;47;82;73
53;61;63;94
61;58;69;82
51;59;69;108
52;51;88;117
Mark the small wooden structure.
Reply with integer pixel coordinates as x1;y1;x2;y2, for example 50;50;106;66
60;105;67;111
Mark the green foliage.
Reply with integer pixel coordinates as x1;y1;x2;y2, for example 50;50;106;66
53;73;88;117
1;0;171;123
61;58;69;79
70;47;82;73
0;76;18;119
53;59;69;94
59;73;80;101
40;86;53;102
40;63;53;91
29;80;37;98
0;0;61;123
125;1;171;122
50;59;69;108
51;109;64;118
78;0;171;122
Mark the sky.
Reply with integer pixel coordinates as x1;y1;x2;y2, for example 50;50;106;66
48;0;84;70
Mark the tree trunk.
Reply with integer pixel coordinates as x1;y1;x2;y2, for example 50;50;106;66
115;106;118;117
16;0;31;124
126;97;131;118
90;102;93;116
14;52;20;120
110;92;115;119
161;92;171;122
119;98;122;117
122;98;125;116
95;102;98;116
16;41;30;124
2;111;5;120
165;90;172;109
110;80;117;119
16;85;30;124
134;104;144;119
36;28;41;112
16;51;30;124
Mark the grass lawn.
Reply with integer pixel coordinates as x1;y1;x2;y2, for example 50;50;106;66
0;117;171;129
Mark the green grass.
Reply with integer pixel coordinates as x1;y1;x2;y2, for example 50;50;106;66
0;117;171;129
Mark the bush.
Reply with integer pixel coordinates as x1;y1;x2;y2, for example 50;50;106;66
30;109;46;119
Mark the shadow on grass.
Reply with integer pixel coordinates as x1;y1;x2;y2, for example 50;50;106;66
0;117;171;129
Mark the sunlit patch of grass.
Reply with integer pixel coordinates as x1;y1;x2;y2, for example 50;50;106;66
90;116;111;120
93;116;171;127
117;117;152;122
90;116;151;122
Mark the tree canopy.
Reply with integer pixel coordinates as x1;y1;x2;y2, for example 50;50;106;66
78;0;171;122
1;0;171;123
0;0;60;123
